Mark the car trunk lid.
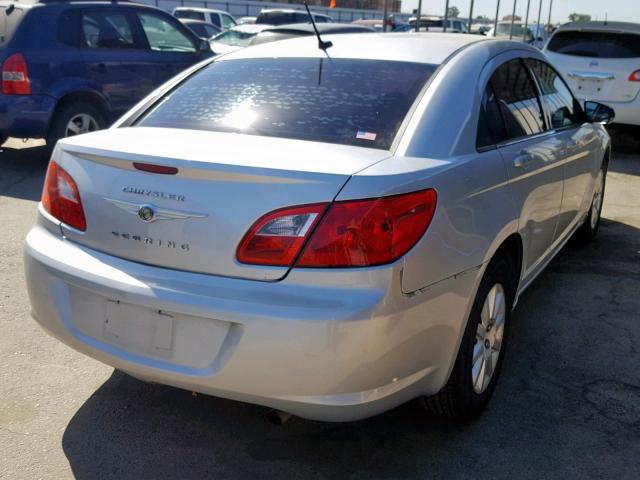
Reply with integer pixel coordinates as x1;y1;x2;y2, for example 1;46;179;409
54;127;391;281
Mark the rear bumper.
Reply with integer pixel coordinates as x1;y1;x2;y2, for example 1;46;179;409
24;220;480;421
0;93;57;139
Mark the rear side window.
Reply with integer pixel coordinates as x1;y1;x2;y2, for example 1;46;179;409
526;59;583;129
547;31;640;58
0;6;25;45
490;59;546;140
138;58;436;149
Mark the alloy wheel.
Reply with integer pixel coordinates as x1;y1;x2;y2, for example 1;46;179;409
65;113;99;137
472;283;506;394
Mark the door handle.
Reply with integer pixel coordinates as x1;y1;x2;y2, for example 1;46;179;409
91;63;107;74
513;153;535;169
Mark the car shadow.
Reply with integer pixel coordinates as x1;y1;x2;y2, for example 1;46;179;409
61;218;640;480
0;139;50;202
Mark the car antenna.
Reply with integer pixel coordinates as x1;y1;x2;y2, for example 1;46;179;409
304;3;332;51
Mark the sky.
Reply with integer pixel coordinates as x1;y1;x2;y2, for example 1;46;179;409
400;0;640;24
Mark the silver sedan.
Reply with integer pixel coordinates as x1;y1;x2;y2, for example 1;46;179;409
24;33;613;422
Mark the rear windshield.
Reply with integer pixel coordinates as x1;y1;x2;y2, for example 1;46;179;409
256;12;307;25
0;6;25;44
174;10;206;21
137;58;436;149
547;31;640;58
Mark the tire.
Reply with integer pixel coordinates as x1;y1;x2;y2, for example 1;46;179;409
574;164;607;243
46;101;106;149
421;255;515;421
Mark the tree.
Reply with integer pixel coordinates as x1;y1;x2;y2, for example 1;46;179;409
502;14;522;21
568;13;592;22
447;6;460;18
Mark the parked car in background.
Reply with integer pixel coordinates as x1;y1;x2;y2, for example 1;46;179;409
249;23;374;46
487;22;535;43
178;18;221;40
255;9;332;26
409;16;468;33
351;18;409;32
237;16;256;25
544;21;640;126
173;7;237;31
209;24;270;54
25;33;613;423
0;0;212;147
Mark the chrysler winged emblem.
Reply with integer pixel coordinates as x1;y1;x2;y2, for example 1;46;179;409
104;198;208;223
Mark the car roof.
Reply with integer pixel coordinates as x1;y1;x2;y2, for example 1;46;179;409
221;32;487;65
179;18;216;26
262;23;372;34
555;21;640;34
225;23;271;34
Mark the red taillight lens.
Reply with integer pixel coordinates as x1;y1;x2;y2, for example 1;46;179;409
2;53;31;95
41;161;87;231
297;189;437;267
237;189;437;268
629;70;640;82
236;204;328;266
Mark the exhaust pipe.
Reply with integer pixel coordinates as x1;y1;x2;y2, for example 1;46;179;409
266;409;293;425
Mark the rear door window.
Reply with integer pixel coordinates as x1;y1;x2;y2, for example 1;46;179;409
81;10;141;49
221;14;236;29
547;31;640;58
137;58;436;149
0;6;25;45
477;85;507;149
490;59;546;140
526;59;583;129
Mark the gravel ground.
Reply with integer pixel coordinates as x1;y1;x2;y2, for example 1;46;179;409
1;132;639;479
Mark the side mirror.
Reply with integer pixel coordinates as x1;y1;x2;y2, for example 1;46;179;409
584;101;615;125
199;39;211;53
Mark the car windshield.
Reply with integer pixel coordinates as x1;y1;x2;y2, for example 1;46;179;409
213;29;258;46
137;58;436;150
496;24;532;38
547;31;640;58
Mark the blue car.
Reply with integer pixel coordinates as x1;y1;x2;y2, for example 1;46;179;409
0;0;213;146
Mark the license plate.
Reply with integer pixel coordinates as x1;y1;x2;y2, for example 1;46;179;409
103;299;174;353
576;78;604;96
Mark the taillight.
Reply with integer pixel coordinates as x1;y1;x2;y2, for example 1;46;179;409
629;70;640;82
236;189;437;268
2;53;31;95
41;161;87;231
236;204;328;266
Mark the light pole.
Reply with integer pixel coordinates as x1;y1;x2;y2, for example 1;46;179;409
382;0;388;32
509;0;517;39
443;0;450;32
535;0;544;47
493;0;501;36
523;0;531;41
415;0;422;32
547;0;553;28
468;0;475;34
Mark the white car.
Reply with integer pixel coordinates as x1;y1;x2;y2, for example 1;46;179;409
173;7;237;31
544;21;640;126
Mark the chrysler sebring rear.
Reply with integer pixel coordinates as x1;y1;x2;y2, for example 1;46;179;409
24;33;611;422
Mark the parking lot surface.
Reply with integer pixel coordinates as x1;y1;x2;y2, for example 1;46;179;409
1;134;639;479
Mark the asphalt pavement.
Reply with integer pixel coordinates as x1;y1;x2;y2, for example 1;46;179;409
1;132;639;479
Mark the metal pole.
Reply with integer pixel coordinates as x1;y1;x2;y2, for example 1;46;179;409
535;0;543;46
382;0;388;32
443;0;450;32
493;0;501;35
523;0;530;41
468;0;474;33
509;0;517;39
415;0;422;32
547;0;553;27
